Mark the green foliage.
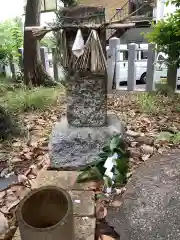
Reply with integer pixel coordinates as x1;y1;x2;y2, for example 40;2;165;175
0;18;23;65
76;135;129;187
137;93;158;114
40;36;56;48
146;0;180;69
156;131;180;144
0;106;20;141
1;86;61;113
146;14;180;67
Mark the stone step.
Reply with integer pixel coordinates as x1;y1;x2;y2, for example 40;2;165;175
13;217;95;240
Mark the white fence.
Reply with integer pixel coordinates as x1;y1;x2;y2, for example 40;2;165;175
3;38;174;92
3;47;65;82
107;37;156;92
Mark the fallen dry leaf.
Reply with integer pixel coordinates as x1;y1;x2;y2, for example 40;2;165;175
18;175;28;183
27;137;38;148
0;212;8;236
1;189;19;213
11;185;30;200
96;202;108;220
86;181;103;191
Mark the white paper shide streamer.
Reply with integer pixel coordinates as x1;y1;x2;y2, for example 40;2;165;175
103;153;118;193
72;29;84;58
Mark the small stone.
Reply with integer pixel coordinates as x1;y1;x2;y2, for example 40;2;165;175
158;147;166;154
136;136;154;145
130;142;138;147
126;130;141;137
127;147;141;158
111;200;122;208
141;154;151;161
140;144;154;154
115;187;126;195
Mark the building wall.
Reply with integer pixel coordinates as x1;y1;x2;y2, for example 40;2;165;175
120;27;153;44
78;0;128;20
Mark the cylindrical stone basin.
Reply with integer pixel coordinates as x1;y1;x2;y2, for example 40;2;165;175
16;186;74;240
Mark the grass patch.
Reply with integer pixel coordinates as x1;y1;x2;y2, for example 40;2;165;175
155;82;174;96
136;92;159;114
1;86;62;113
0;75;64;140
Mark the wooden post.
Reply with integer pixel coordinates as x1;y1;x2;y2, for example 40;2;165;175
52;48;59;82
107;47;115;93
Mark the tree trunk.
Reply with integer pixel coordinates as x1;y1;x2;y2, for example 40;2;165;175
23;0;54;86
167;64;177;92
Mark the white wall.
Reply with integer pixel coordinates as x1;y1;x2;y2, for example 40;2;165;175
155;0;177;22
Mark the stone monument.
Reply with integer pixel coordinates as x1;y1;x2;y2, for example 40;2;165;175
49;6;124;169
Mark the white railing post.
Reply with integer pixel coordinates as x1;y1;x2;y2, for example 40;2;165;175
5;64;12;78
109;37;120;91
127;43;136;91
146;43;156;92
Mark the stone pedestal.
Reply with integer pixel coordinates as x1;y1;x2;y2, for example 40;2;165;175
49;114;124;169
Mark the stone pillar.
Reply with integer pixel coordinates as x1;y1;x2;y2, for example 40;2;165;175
66;71;107;127
146;43;155;92
109;37;120;90
127;43;136;91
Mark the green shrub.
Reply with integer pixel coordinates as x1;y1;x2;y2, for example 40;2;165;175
0;106;21;140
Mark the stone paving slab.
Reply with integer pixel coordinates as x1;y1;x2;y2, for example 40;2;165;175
13;217;96;240
106;150;180;240
36;170;79;190
37;170;95;190
69;190;94;216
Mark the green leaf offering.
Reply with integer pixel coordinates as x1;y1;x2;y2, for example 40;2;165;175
109;135;121;151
